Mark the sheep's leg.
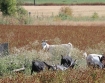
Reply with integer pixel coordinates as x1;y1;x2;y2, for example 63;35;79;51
87;62;91;67
31;69;33;75
87;62;94;69
93;64;96;69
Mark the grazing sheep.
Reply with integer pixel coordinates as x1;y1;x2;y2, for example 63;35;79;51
31;60;54;75
41;40;73;56
61;55;77;68
52;64;68;71
83;52;104;69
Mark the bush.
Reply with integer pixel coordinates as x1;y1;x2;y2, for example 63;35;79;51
59;6;72;20
91;12;99;19
16;6;29;24
0;63;4;76
17;7;27;16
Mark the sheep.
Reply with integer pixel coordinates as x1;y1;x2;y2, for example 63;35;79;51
51;64;68;71
31;60;54;75
41;40;73;56
61;55;77;68
50;55;77;71
83;52;104;69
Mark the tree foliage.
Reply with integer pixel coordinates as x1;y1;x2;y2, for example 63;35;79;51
0;0;17;16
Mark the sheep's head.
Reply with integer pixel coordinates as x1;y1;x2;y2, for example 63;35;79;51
41;40;48;50
70;59;77;68
99;55;105;67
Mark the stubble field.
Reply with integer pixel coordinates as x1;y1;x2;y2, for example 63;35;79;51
23;6;105;17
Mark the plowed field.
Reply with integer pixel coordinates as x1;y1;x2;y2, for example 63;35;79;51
0;25;105;51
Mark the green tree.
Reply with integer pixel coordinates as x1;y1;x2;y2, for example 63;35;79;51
0;0;17;16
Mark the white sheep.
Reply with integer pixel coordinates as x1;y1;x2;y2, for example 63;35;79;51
83;52;104;69
52;65;68;71
41;40;73;56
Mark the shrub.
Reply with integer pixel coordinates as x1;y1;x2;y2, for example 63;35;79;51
17;6;27;16
59;6;72;20
16;6;29;24
0;63;4;76
91;12;99;19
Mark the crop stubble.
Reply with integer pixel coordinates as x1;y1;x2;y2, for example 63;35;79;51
23;6;105;17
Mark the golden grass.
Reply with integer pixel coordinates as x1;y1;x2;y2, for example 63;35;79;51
23;6;105;17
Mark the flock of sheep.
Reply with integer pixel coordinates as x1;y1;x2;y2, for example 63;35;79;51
31;40;105;75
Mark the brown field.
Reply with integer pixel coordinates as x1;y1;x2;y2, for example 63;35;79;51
0;25;105;51
1;25;105;82
23;6;105;17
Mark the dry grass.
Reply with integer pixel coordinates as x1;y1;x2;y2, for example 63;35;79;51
1;69;105;83
23;6;105;17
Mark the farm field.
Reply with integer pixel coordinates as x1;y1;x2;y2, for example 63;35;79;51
0;25;105;51
23;6;105;17
1;25;105;82
1;6;105;25
1;1;105;82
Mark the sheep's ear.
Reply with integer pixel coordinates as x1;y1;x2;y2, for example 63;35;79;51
98;56;101;62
